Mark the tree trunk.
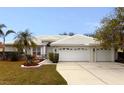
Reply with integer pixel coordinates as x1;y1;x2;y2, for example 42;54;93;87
25;48;32;63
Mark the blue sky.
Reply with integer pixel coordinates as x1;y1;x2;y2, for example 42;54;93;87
0;7;114;41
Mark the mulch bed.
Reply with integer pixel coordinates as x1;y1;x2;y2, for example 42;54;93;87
23;62;39;66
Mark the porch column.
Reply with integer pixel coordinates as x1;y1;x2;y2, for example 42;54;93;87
43;45;47;58
40;46;42;56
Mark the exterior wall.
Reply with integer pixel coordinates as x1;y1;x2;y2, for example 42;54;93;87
46;46;53;58
89;47;96;62
5;46;17;52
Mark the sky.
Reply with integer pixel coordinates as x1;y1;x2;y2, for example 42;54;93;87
0;7;114;41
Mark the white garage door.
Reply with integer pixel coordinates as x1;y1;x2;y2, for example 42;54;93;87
96;48;112;62
57;47;90;62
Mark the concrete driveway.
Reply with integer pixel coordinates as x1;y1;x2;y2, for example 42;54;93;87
57;62;124;85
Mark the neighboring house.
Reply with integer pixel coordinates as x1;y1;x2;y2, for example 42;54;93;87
3;34;115;62
0;42;4;52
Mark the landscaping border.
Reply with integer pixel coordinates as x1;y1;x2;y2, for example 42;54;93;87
21;62;43;68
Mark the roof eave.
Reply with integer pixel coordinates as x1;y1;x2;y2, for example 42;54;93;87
51;42;100;46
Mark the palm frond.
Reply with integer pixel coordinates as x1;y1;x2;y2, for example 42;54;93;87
14;29;37;53
0;29;4;36
0;24;6;29
5;30;15;36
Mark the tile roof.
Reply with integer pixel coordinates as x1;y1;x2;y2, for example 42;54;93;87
51;34;100;46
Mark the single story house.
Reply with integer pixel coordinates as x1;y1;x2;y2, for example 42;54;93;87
1;34;115;62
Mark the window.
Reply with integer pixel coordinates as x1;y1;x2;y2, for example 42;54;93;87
66;48;69;50
33;47;41;56
37;47;40;51
33;48;36;52
37;52;41;55
33;48;36;55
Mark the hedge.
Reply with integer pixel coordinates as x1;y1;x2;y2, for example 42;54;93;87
49;52;59;63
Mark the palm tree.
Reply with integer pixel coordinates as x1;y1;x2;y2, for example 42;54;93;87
0;24;15;60
14;29;36;63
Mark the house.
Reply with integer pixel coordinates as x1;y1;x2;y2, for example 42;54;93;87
0;42;4;52
3;34;115;62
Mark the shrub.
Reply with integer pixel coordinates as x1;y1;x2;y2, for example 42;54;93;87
49;52;54;62
54;53;59;63
49;52;59;63
10;52;19;61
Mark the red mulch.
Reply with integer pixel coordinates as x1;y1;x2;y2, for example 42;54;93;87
23;62;39;66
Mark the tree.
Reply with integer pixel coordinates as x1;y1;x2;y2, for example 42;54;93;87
59;32;68;35
115;8;124;50
94;8;124;51
95;18;120;48
0;24;15;60
84;33;95;37
59;32;75;36
14;29;36;63
68;32;75;36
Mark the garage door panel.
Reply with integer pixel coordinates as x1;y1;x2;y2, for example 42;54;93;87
96;48;112;62
58;48;90;61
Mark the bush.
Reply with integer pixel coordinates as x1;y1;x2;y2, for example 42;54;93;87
49;52;54;62
54;53;59;63
10;52;19;61
49;52;59;63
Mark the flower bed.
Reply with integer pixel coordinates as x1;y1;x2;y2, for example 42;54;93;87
23;62;39;66
21;62;43;68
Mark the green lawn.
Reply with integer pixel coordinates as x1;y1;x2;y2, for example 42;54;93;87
0;61;67;85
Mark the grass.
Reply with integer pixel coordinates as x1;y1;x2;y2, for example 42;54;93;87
0;61;67;85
